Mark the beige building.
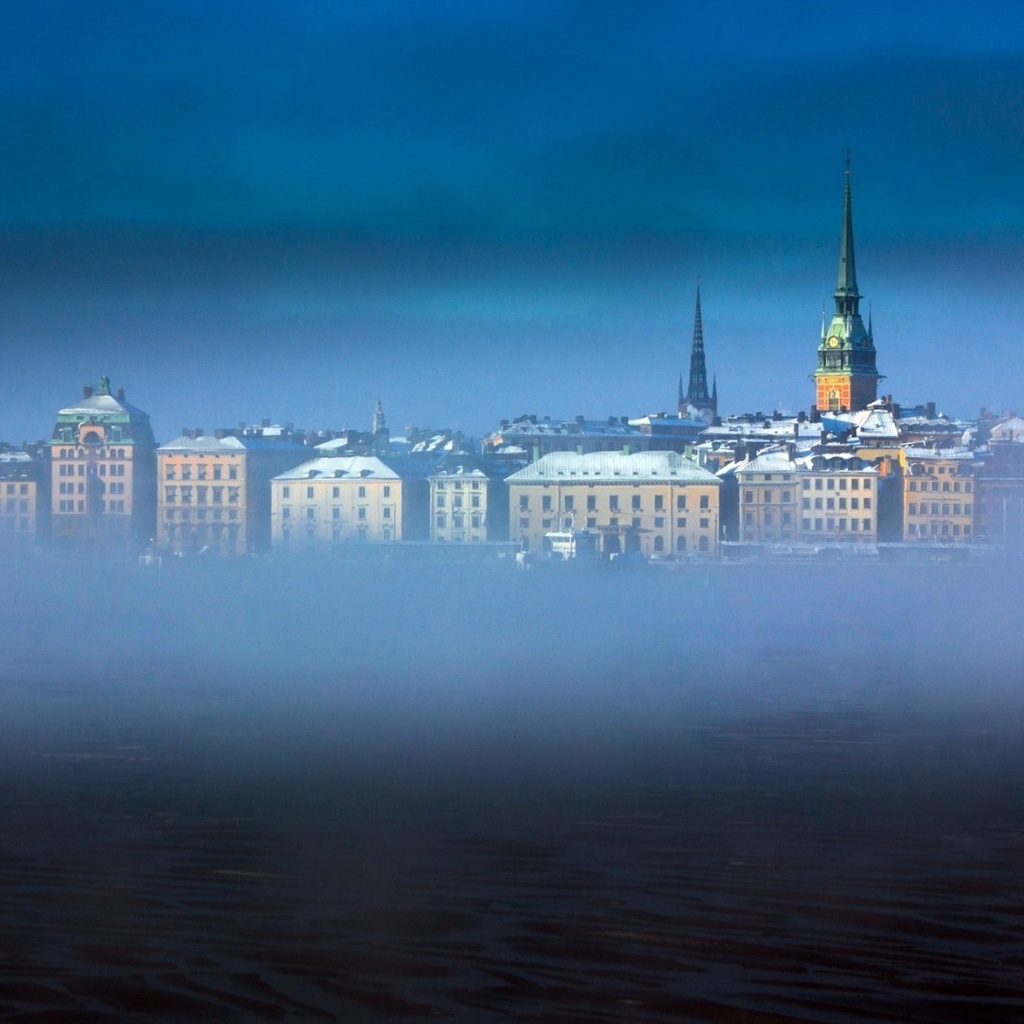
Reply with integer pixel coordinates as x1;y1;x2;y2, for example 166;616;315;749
735;449;801;543
903;448;974;542
798;452;879;543
158;429;309;555
0;451;47;543
271;456;431;547
507;451;721;557
430;453;510;543
48;377;156;549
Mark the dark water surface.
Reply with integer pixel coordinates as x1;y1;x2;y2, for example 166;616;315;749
2;556;1023;1021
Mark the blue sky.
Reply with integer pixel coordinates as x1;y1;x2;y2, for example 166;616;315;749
2;0;1023;442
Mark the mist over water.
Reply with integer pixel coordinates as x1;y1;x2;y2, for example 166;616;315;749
2;554;1023;1020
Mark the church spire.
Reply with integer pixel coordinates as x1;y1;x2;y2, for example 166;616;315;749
681;283;716;419
835;150;860;317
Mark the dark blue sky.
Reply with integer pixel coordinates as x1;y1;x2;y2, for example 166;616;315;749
2;0;1023;442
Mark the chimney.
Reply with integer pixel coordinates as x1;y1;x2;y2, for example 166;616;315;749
926;402;936;419
116;387;125;401
261;417;271;429
83;385;93;398
810;405;821;424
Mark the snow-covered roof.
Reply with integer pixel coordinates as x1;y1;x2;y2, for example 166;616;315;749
902;445;974;462
702;417;821;440
821;406;899;440
735;449;797;475
274;456;399;481
488;418;644;441
158;434;305;453
989;417;1024;442
506;450;719;485
57;393;148;418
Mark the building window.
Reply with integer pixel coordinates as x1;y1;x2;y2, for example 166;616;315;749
699;494;709;510
519;495;529;511
542;495;552;511
437;494;446;507
631;495;641;511
358;508;367;520
564;496;574;511
676;495;687;510
332;486;340;498
587;495;596;511
609;495;619;512
383;486;391;497
282;486;290;498
383;507;392;519
306;486;315;498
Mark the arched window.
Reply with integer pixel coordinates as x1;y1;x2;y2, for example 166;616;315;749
699;535;709;552
676;536;687;553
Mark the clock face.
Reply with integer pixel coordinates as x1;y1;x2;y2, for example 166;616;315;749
827;336;840;348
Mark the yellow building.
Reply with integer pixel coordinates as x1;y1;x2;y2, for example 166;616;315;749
48;377;156;548
798;452;879;543
507;451;721;558
158;429;309;555
0;451;47;543
903;448;974;542
271;455;431;547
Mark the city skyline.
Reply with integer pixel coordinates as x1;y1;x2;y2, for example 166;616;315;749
2;1;1024;443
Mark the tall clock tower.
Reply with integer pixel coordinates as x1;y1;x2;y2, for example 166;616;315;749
813;159;882;412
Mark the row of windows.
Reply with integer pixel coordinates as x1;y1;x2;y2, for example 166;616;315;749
907;523;971;536
436;493;481;508
4;498;29;513
435;514;483;529
745;511;794;526
907;480;971;493
56;448;127;458
800;477;871;491
165;464;237;481
3;483;30;494
279;525;390;542
802;496;871;511
802;518;873;532
164;487;240;504
745;490;793;503
58;463;126;477
434;480;480;490
908;503;972;517
164;509;238;521
281;485;391;499
282;506;392;521
518;493;707;512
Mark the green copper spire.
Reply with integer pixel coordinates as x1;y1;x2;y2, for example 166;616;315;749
835;150;860;317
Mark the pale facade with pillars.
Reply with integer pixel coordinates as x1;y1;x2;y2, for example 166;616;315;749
735;449;801;543
507;451;720;557
430;454;509;543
